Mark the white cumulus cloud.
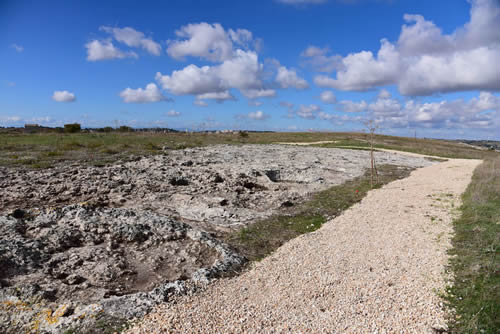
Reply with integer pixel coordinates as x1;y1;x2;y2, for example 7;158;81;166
320;90;336;104
196;91;236;103
1;116;22;122
156;50;265;97
377;89;391;99
296;104;321;119
248;110;270;120
52;90;76;102
156;64;224;95
85;39;138;61
248;100;263;107
314;39;400;91
275;66;309;89
166;110;181;117
331;91;500;130
167;23;255;62
241;88;276;99
313;0;500;96
158;23;304;103
338;100;367;113
318;111;335;120
119;83;167;103
399;46;500;96
100;26;162;55
301;46;343;73
194;100;208;107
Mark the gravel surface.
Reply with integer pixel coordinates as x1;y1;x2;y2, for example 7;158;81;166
128;158;481;333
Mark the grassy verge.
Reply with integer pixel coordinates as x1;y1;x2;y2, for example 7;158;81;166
444;156;500;333
314;138;497;160
225;164;414;261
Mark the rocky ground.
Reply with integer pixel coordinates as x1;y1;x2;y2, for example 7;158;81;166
129;158;481;333
1;145;435;230
0;205;245;333
0;144;435;333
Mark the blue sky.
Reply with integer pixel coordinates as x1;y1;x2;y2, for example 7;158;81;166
1;0;500;139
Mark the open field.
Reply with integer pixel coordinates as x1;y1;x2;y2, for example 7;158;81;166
0;130;498;333
0;130;498;169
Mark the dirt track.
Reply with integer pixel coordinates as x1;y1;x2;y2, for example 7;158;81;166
129;158;481;333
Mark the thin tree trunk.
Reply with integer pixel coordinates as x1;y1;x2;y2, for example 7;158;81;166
370;132;374;188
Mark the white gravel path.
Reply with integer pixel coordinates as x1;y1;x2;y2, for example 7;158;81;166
128;158;481;333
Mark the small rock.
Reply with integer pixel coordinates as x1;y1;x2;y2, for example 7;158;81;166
54;303;74;317
213;175;224;183
65;274;86;285
265;169;281;182
169;177;189;186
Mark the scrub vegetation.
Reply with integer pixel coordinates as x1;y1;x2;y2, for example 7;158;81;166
0;129;497;169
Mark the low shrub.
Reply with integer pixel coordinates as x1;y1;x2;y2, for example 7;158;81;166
64;123;81;133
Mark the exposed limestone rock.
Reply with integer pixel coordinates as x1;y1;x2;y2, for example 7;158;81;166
0;205;245;333
0;145;435;333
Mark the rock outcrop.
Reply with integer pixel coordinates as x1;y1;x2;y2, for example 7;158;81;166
0;144;435;333
0;205;245;333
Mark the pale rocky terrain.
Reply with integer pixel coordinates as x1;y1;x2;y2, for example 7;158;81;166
0;144;437;333
1;145;433;231
130;158;481;333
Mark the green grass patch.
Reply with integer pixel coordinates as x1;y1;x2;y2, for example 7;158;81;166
100;147;119;155
62;141;84;151
143;141;162;151
444;156;500;333
45;151;63;157
226;164;412;261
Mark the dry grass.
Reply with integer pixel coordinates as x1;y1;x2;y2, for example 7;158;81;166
444;156;500;333
0;131;497;169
